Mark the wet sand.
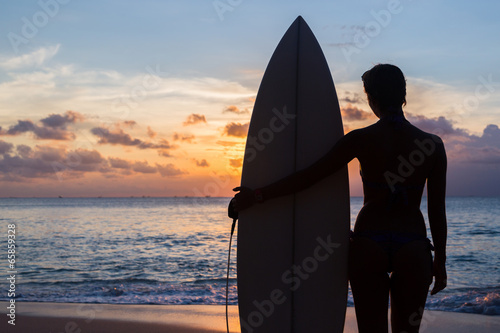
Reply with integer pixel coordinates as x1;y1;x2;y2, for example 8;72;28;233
1;302;498;332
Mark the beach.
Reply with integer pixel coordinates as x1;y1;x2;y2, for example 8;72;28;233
1;302;499;333
0;196;498;332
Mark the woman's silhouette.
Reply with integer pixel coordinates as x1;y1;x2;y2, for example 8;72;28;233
233;64;447;333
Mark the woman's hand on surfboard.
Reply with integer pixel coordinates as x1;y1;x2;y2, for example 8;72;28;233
430;257;447;295
232;186;256;211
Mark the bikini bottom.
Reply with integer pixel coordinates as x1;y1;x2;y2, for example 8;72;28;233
350;230;434;273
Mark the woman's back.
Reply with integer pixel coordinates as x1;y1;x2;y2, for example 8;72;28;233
352;114;442;235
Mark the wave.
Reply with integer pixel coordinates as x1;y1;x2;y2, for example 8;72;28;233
426;287;500;316
3;281;498;316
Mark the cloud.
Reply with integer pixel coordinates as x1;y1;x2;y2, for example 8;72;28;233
122;120;137;128
40;110;84;128
6;119;75;140
474;124;500;148
2;111;83;140
156;163;187;177
158;150;173;158
108;157;186;177
0;145;107;180
223;122;249;138
406;113;469;138
173;133;195;143
405;113;500;167
108;157;131;169
91;127;174;150
132;161;157;174
194;159;209;167
183;114;207;126
223;105;250;115
447;124;500;164
0;45;60;70
451;144;500;164
147;126;157;138
341;104;373;121
0;140;14;155
229;158;242;168
216;140;241;147
339;91;365;104
16;145;31;158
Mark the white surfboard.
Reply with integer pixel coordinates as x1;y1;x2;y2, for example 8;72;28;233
237;16;350;333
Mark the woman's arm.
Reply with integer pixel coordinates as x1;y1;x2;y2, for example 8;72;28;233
426;136;448;295
233;130;359;211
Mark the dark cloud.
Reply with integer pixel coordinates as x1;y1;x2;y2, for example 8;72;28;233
3;111;83;140
194;159;209;167
475;124;500;148
156;163;187;177
448;124;500;164
35;145;65;162
341;104;373;121
132;161;157;174
40;111;84;128
108;157;131;169
223;122;249;138
407;114;469;137
6;120;36;135
223;105;250;115
173;133;195;143
137;139;173;150
107;157;186;177
91;127;141;146
229;158;242;168
158;150;173;158
0;140;14;155
16;145;32;158
183;114;207;126
122;120;137;128
339;92;365;104
0;145;107;180
91;127;175;150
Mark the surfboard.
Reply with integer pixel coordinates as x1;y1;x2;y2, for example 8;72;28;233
237;16;350;333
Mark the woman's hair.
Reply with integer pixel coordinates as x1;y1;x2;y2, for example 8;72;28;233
362;64;406;108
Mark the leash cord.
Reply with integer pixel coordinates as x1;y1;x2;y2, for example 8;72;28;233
226;217;237;333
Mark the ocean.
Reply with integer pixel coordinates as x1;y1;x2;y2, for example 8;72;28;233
1;196;499;316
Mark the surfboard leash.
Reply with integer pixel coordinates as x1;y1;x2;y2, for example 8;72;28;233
226;198;238;333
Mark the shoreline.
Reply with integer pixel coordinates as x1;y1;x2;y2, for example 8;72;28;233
1;302;499;333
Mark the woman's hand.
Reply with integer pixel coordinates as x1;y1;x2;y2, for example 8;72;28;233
430;257;447;295
232;186;256;212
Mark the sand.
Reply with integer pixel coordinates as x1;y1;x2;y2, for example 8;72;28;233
1;302;498;333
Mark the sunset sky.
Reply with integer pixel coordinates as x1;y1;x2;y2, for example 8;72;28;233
1;0;499;197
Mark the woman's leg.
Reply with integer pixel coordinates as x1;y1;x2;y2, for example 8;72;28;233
349;237;391;333
390;240;433;333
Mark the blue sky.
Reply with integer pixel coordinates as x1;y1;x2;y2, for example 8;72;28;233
0;0;499;197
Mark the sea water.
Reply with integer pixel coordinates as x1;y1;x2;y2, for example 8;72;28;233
0;197;498;315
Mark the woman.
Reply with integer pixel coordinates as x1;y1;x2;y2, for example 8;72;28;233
232;64;447;333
